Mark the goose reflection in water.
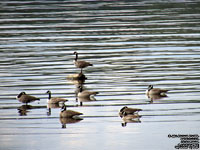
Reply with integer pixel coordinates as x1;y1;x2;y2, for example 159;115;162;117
60;117;83;128
46;103;65;116
67;72;87;81
66;72;87;98
18;105;33;116
121;114;142;127
147;93;168;103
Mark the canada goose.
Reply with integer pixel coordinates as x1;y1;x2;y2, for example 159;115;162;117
46;90;68;104
77;86;99;106
119;106;142;117
77;86;99;98
146;85;169;95
73;51;93;73
17;92;40;104
77;95;97;106
60;105;83;118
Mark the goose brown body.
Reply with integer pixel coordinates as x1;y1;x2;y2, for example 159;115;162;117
60;105;83;118
46;90;68;104
146;85;169;95
74;60;93;69
17;92;40;104
73;51;93;72
77;86;99;98
119;106;142;117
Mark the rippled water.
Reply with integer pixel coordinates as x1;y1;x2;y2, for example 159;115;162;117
0;0;200;150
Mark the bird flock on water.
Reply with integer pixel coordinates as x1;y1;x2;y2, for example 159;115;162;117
16;51;169;127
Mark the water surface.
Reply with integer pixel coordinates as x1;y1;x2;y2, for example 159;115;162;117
0;0;200;150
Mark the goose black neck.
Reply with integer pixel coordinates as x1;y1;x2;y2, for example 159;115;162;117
62;105;67;111
48;92;51;99
74;53;78;61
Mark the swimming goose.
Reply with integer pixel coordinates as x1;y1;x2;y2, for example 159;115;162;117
60;105;83;118
146;85;169;95
73;51;93;73
77;86;99;99
77;86;99;106
46;90;68;104
17;92;40;104
119;106;142;117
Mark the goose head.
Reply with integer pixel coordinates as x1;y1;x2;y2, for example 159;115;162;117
17;92;26;98
148;85;153;91
119;111;128;118
46;90;51;94
119;106;128;113
46;90;52;100
73;51;78;61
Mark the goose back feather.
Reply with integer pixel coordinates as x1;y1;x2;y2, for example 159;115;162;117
146;85;169;95
46;90;68;104
119;106;142;117
17;92;40;104
60;105;83;118
73;51;93;72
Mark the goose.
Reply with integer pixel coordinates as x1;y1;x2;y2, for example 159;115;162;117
46;90;68;104
77;86;99;98
119;106;142;117
17;92;40;104
73;51;93;73
77;94;96;106
146;85;169;95
60;105;83;118
77;86;99;106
